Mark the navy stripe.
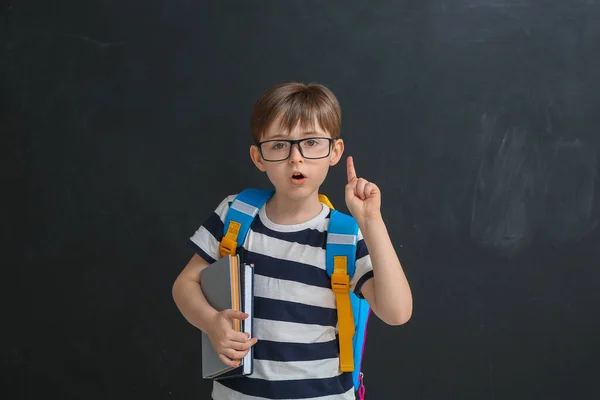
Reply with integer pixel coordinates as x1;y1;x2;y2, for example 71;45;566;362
354;270;374;299
245;251;331;289
253;339;339;362
255;297;337;326
356;238;369;259
251;215;327;249
202;212;224;240
218;373;353;399
186;240;216;264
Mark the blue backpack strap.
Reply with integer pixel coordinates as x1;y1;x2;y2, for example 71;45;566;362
325;210;359;278
351;292;371;393
220;188;274;257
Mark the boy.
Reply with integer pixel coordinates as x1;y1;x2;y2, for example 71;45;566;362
172;82;412;399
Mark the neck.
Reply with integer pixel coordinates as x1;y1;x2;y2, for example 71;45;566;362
266;190;324;225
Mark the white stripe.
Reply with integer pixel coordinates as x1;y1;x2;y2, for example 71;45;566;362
249;232;325;269
326;233;357;245
352;254;373;290
189;226;220;259
212;382;355;400
250;358;342;381
254;318;337;343
231;199;259;217
259;203;329;233
254;275;335;309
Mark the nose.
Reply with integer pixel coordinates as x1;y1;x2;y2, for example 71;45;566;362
288;143;304;163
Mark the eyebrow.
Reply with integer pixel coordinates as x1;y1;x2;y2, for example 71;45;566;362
262;131;326;140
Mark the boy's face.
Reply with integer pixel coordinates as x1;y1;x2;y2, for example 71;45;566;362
250;116;344;201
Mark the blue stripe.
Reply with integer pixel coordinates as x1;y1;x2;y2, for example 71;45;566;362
186;240;216;264
218;373;353;399
354;270;374;299
356;238;369;259
202;211;225;241
253;339;339;362
254;297;337;326
252;215;328;249
244;251;331;289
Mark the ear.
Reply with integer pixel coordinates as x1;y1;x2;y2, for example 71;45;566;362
329;138;345;166
250;145;267;172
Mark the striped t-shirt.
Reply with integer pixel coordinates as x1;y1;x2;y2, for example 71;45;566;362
188;195;374;400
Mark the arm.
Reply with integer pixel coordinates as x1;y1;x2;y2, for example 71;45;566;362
345;156;413;326
358;217;412;326
172;253;219;333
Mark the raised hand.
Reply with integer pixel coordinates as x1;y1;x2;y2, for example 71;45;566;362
345;156;382;225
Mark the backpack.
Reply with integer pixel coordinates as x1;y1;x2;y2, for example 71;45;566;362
218;188;371;397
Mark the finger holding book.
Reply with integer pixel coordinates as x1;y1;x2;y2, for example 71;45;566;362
208;309;258;368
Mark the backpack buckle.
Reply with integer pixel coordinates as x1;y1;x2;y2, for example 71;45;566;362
219;236;237;257
220;221;241;257
219;237;237;257
331;272;350;293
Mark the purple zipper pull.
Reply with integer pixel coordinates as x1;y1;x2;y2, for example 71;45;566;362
358;372;365;399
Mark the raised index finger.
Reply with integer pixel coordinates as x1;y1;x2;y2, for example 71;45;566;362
347;156;357;183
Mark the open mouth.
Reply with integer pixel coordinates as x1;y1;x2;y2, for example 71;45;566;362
291;172;306;184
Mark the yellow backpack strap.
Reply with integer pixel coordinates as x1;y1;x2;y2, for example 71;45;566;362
323;193;358;372
332;256;356;372
220;220;241;257
318;193;335;210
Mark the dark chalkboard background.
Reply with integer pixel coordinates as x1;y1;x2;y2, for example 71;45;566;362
2;1;600;399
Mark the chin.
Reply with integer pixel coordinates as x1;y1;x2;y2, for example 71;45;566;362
276;184;318;200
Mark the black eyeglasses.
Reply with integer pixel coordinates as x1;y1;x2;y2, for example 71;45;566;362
255;137;336;162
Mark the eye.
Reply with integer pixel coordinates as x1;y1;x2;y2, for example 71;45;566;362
304;139;319;147
272;141;288;150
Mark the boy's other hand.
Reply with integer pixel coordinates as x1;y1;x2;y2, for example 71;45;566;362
345;156;382;225
207;309;258;368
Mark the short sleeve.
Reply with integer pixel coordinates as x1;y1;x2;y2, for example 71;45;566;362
350;228;374;299
186;194;237;264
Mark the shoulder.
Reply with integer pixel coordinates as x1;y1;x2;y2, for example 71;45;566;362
326;209;359;232
212;194;238;218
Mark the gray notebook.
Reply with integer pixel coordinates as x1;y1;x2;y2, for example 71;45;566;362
200;254;254;379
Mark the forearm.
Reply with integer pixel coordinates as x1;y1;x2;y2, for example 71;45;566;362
360;215;412;325
172;278;219;333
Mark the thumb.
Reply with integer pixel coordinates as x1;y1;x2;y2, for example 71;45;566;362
222;309;248;320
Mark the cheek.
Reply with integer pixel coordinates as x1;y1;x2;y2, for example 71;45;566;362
311;162;331;180
264;165;287;181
